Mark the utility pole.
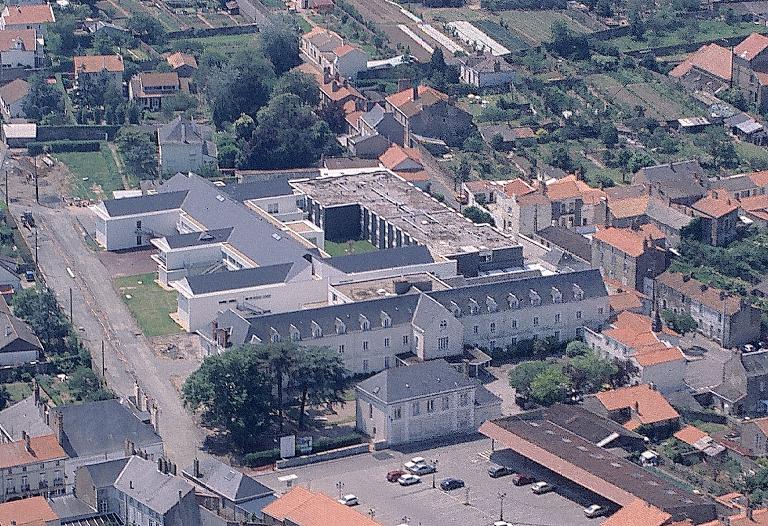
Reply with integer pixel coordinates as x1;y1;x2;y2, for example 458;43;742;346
34;228;38;265
34;156;38;205
4;170;7;207
69;287;73;323
101;340;106;383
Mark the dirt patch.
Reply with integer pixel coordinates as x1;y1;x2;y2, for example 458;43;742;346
97;247;158;278
150;332;205;362
7;153;73;207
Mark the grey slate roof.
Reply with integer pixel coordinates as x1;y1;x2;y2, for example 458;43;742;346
0;308;42;354
48;495;97;521
0;395;52;441
103;190;188;217
114;456;195;516
742;349;768;377
356;359;477;404
710;174;756;193
645;199;693;230
537;226;591;262
222;179;294;202
158;116;212;145
182;457;273;503
83;457;130;488
55;399;162;458
184;263;295;295
360;104;385;128
324;245;434;274
634;161;706;200
164;228;234;249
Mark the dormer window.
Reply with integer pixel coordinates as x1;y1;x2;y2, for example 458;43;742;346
380;311;391;328
450;301;461;317
573;284;584;301
508;293;519;309
269;327;281;343
334;318;346;335
439;320;448;330
551;287;562;304
289;324;301;342
468;298;479;315
311;320;323;338
359;314;370;331
529;290;541;307
486;296;498;313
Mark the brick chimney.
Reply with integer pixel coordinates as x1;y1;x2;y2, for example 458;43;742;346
211;320;218;341
21;431;30;453
331;80;339;92
193;457;200;478
51;411;64;445
412;84;419;101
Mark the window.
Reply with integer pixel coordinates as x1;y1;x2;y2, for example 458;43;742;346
403;335;409;345
338;344;345;354
384;356;390;368
383;336;390;347
412;401;421;416
267;203;279;214
438;337;449;350
598;308;604;315
490;340;496;350
459;393;469;406
427;399;435;413
363;359;369;372
394;407;402;420
473;325;479;334
554;330;560;340
533;317;539;327
369;403;373;418
511;320;517;329
576;311;582;319
554;313;560;324
442;396;449;410
490;322;496;333
439;320;448;330
363;341;369;351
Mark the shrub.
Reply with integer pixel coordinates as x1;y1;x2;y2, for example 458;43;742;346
313;433;363;453
243;448;280;467
27;140;101;156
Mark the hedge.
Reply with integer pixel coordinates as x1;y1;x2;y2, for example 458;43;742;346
243;448;280;467
313;433;364;453
27;141;102;156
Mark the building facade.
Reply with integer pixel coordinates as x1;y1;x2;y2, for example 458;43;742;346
0;433;66;502
591;225;668;293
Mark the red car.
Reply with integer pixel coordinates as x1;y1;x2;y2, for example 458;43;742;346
512;473;534;486
387;469;406;482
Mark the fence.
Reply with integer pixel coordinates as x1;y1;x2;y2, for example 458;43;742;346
36;125;121;142
167;22;261;40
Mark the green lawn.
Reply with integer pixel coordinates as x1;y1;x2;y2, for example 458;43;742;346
169;33;259;56
54;143;124;200
3;382;31;402
325;240;378;257
114;273;181;337
606;20;764;52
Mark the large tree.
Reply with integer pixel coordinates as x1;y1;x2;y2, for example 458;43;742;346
273;71;321;107
127;13;166;44
210;51;275;127
116;128;157;178
259;19;301;75
12;287;70;352
291;346;347;429
253;341;299;433
23;75;64;122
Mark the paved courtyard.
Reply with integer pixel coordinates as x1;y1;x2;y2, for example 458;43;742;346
255;436;605;526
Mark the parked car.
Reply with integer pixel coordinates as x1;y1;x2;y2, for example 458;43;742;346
398;474;421;486
410;463;437;476
24;270;34;282
338;494;358;506
387;470;406;483
531;481;554;494
584;505;606;518
511;473;534;486
493;522;512;526
488;465;512;478
440;478;465;491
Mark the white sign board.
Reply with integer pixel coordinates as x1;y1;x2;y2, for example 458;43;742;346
297;436;313;455
280;435;296;459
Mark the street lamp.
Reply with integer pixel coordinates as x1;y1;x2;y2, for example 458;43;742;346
367;508;375;519
336;481;344;500
498;491;507;521
431;459;439;488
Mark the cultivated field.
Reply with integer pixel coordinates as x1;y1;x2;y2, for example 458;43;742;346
499;10;593;45
587;74;700;121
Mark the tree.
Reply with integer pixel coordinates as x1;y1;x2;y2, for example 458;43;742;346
429;47;447;75
454;158;471;190
127;13;166;44
252;342;299;433
234;113;255;141
210;51;275;127
91;32;115;55
260;19;300;75
529;365;570;406
47;14;78;55
628;5;646;40
291;346;347;428
0;386;9;411
565;340;590;357
661;310;698;334
462;206;495;226
67;367;114;402
182;346;273;449
12;288;70;353
549;145;573;171
548;20;590;59
23;74;64;122
273;71;321;107
116;128;157;178
509;360;553;394
599;125;618;147
567;351;618;392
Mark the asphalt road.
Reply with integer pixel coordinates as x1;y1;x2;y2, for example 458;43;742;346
7;191;206;466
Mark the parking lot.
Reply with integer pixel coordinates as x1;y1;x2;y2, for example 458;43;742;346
254;436;608;526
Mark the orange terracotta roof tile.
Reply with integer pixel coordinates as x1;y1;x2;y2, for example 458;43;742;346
701;509;768;526
669;43;732;81
263;486;382;526
692;193;738;218
750;416;768;436
609;195;650;219
609;291;644;313
656;271;743;315
74;54;124;74
593;224;665;257
634;345;686;367
714;492;746;510
379;144;422;171
546;175;606;204
502;178;535;197
167;51;197;69
735;32;768;61
0;434;66;469
0;496;58;525
739;194;768;211
595;384;679;430
601;499;672;526
386;85;449;117
334;44;356;57
396;169;430;183
674;425;709;446
464;180;493;193
0;28;36;52
2;4;54;25
749;170;768;187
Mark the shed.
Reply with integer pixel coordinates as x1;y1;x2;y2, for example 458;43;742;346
2;123;36;148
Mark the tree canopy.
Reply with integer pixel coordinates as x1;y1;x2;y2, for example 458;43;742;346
127;13;166;44
259;19;301;75
117;128;157;179
23;74;65;122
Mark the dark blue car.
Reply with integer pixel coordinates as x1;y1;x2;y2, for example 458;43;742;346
440;478;465;491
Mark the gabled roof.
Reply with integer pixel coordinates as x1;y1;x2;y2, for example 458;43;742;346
74;54;124;74
593;384;679;431
734;32;768;61
1;4;54;25
0;496;58;526
102;190;188;217
592;224;665;257
324;245;434;274
749;170;768;187
701;509;768;526
379;143;422;171
603;311;684;367
262;486;382;526
669;43;732;81
0;434;66;469
0;78;29;105
158;116;212;145
386;85;449;118
183;457;273;503
691;193;738;218
167;51;198;70
656;271;743;315
0;28;37;52
114;456;195;515
601;499;672;526
82;457;129;488
183;263;296;295
546;175;606;204
0;395;52;441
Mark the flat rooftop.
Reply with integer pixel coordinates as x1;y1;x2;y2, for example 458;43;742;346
332;272;449;302
291;172;518;258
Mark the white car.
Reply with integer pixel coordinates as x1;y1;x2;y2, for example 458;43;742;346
531;481;555;494
584;504;606;518
337;494;358;506
494;522;512;526
409;463;436;475
398;474;421;486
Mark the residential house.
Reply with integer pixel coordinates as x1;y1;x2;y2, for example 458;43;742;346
2;122;35;147
358;104;404;145
300;26;342;68
732;33;768;113
459;54;515;88
128;72;181;110
655;271;761;348
494;186;551;235
669;43;732;92
591;224;668;293
0;4;54;35
583;384;680;436
0;496;60;526
347;131;391;159
0;267;20;298
712;349;768;416
601;499;687;526
75;455;201;526
262;486;382;526
585;310;686;394
83;18;129;38
378;143;430;189
157;116;217;175
605;189;693;248
546;175;607;228
73;54;124;89
690;191;740;246
182;457;275;521
0;295;42;366
330;44;368;79
0;78;28;119
633;161;706;206
478;123;535;150
300;0;334;11
701;508;768;526
355;359;501;446
534;225;593;265
724;113;767;145
674;425;725;458
738;193;768;226
166;51;197;78
0;28;42;69
0;432;66;502
739;417;768;456
384;84;473;147
710;170;768;199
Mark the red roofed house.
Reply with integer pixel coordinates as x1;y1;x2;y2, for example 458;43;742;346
690;191;740;246
385;84;473;147
73;54;124;89
673;425;725;457
300;27;368;79
591;224;668;292
733;33;768;112
166;51;197;78
262;486;382;526
546;174;607;229
0;495;60;526
585;310;686;394
585;384;680;437
0;432;66;502
739;417;768;456
128;71;181;110
738;193;768;226
0;28;42;69
601;499;676;526
0;4;54;35
379;143;430;189
669;43;732;89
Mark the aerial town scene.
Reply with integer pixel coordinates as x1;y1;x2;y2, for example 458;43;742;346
4;0;768;524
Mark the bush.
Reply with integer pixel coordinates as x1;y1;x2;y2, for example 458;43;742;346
244;448;280;467
313;433;363;453
27;141;101;156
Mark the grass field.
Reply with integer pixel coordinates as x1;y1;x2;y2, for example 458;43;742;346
114;273;181;337
169;33;259;56
499;10;592;44
587;74;700;121
606;20;763;52
54;143;124;200
3;381;31;402
473;19;531;51
325;240;378;257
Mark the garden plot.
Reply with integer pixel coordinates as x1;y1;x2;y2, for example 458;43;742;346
447;20;510;56
419;23;465;54
587;74;700;121
474;19;532;50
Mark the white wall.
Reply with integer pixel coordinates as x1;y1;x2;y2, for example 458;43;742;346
160;142;207;175
318;258;457;290
101;210;180;251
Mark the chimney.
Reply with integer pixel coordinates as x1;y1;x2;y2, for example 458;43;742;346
32;379;39;406
652;309;662;333
193;458;200;478
720;291;726;300
494;60;501;72
125;439;134;457
211;320;218;341
712;190;719;200
158;458;164;472
23;431;30;453
633;401;640;414
683;274;691;282
171;463;177;476
747;506;754;521
133;381;140;407
412;84;419;101
323;68;331;84
331;81;339;92
51;411;63;445
129;480;133;490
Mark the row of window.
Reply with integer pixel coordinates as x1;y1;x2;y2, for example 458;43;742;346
391;392;471;419
471;309;596;335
